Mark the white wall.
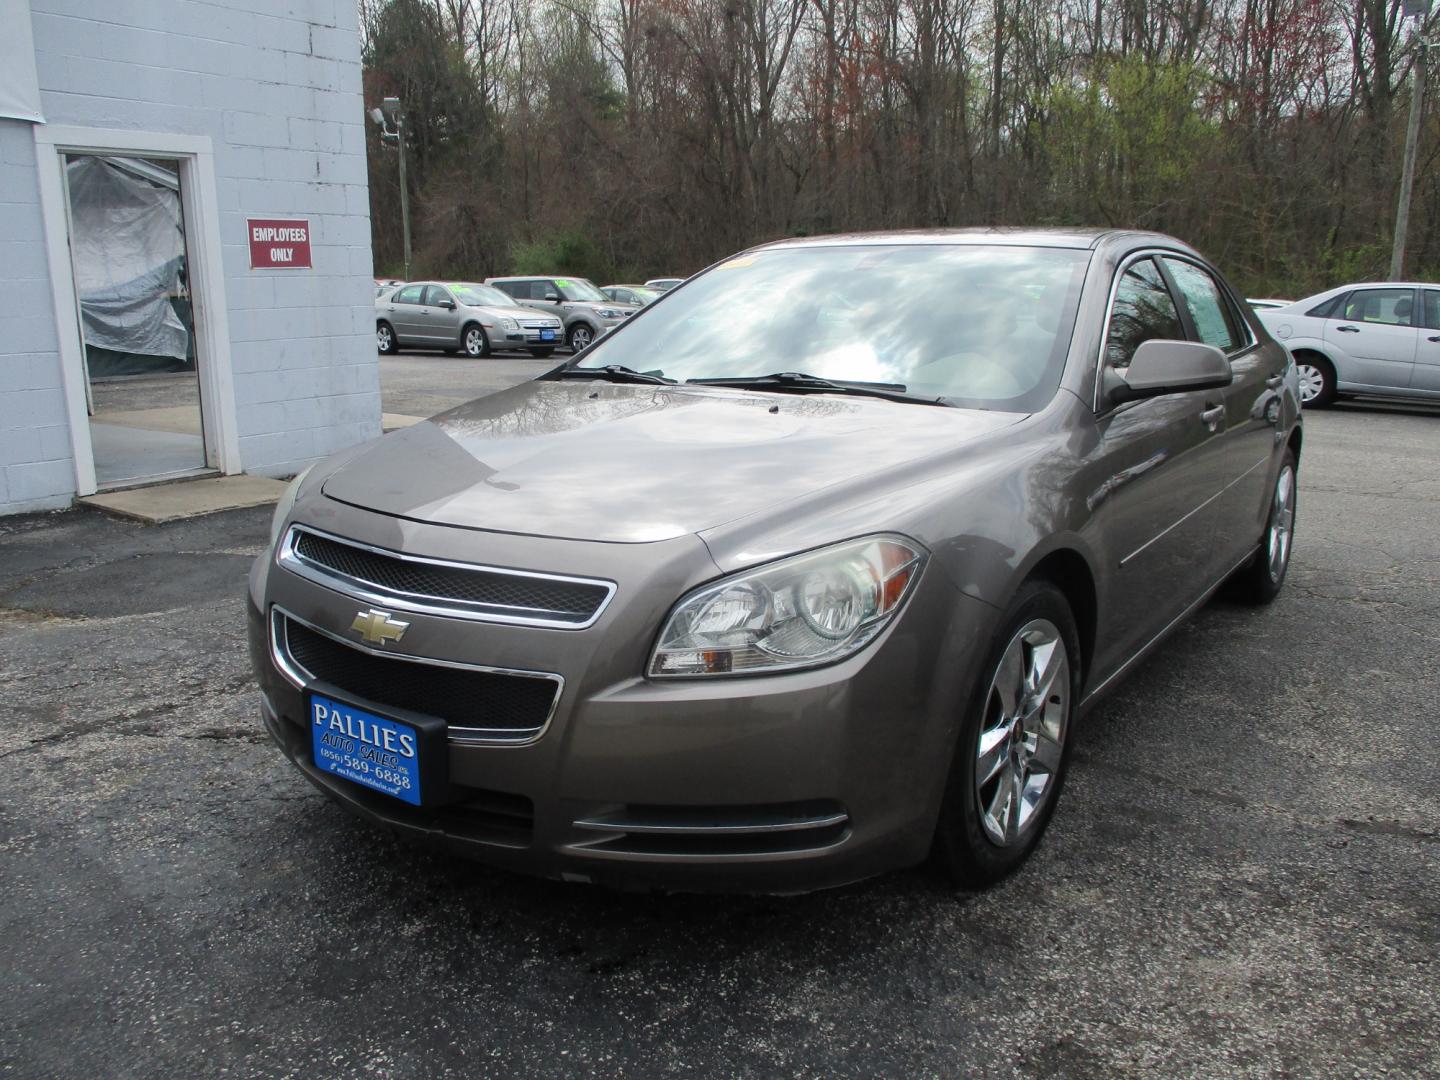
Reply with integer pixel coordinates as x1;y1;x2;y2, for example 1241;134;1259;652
0;118;73;513
0;0;379;514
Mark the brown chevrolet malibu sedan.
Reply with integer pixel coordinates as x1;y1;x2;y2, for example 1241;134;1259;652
248;228;1301;893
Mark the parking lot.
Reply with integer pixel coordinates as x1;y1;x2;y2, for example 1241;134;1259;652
1;379;1437;1077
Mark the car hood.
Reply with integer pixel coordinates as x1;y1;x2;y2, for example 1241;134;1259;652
322;381;1024;542
470;305;559;323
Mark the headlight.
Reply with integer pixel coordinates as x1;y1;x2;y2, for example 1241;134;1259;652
649;535;925;677
497;316;519;330
596;307;625;319
268;467;312;547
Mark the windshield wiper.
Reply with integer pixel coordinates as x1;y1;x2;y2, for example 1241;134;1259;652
554;364;675;385
686;371;951;407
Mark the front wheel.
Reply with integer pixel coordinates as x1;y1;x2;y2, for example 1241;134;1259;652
567;323;595;352
376;321;398;355
933;580;1080;888
1227;448;1298;605
463;324;491;359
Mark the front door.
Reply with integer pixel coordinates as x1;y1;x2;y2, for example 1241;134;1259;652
1159;256;1284;569
420;285;462;344
62;154;208;487
1082;256;1231;680
1414;290;1440;394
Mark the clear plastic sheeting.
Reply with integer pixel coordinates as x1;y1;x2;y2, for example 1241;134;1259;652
66;155;190;362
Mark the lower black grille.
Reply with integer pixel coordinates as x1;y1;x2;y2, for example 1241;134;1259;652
281;615;559;738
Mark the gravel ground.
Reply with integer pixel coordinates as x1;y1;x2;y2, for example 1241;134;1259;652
0;399;1436;1079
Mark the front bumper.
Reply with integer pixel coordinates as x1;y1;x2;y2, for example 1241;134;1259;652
246;512;995;893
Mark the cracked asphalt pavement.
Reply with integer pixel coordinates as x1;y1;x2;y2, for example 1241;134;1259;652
1;400;1436;1078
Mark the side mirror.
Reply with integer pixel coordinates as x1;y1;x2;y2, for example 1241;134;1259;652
545;293;561;303
1106;340;1232;405
438;299;456;310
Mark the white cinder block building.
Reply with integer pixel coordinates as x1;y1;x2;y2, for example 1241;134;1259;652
0;0;379;514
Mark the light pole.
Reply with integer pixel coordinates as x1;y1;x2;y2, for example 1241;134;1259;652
1390;4;1432;280
369;96;412;280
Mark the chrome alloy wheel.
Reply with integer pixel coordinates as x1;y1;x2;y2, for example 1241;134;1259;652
376;324;393;351
464;327;486;357
974;619;1070;847
1296;363;1324;404
1266;463;1296;582
570;325;593;351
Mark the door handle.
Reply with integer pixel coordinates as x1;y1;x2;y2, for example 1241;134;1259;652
1201;405;1225;431
1266;374;1284;389
1429;335;1440;343
1335;324;1360;333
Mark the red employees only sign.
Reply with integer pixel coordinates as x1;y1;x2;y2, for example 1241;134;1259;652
247;218;312;269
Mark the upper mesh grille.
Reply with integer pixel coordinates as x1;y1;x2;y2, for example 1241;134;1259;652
291;529;609;624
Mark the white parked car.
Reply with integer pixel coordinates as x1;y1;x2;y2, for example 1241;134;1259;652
1256;283;1440;406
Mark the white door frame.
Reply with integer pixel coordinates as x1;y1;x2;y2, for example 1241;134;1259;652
33;125;241;494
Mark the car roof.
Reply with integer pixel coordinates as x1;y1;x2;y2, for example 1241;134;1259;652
752;227;1178;252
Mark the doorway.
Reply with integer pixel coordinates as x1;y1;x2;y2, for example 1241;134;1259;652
62;153;209;487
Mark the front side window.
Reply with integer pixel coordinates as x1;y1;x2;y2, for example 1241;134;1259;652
423;285;452;306
392;284;424;305
1105;258;1183;370
1424;290;1440;332
1162;258;1240;351
1340;288;1416;326
574;244;1090;412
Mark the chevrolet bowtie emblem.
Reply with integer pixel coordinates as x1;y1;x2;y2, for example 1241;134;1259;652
350;608;409;646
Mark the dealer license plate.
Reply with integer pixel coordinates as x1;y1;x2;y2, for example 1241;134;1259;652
310;693;422;806
540;329;556;341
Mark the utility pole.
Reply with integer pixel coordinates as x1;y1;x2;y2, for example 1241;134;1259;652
369;97;413;280
1390;12;1431;280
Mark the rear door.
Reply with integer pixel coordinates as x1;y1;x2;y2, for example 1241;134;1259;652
1323;287;1419;391
1085;255;1231;675
1414;289;1440;394
385;284;426;340
1159;255;1284;571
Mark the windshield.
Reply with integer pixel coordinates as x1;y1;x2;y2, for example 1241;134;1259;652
451;283;518;308
576;245;1090;411
557;277;607;303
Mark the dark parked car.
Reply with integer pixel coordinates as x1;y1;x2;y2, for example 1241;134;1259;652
251;228;1301;893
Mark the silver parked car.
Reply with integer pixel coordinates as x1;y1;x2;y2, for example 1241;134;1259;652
1256;283;1440;406
376;281;563;359
485;276;637;352
252;228;1301;893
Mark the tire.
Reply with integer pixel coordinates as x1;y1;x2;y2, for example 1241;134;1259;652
1227;448;1298;605
529;347;555;359
567;323;595;352
933;580;1081;888
462;323;491;359
376;321;398;355
1294;353;1337;408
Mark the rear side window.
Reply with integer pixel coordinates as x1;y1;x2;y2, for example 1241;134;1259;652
1340;288;1416;326
1307;293;1347;319
1105;258;1184;370
1162;258;1240;351
493;281;525;299
392;284;423;305
1421;290;1440;331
